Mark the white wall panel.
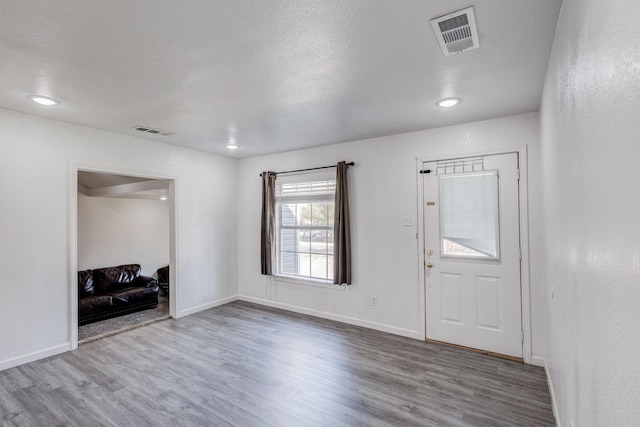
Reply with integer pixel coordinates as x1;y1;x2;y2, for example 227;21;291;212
237;112;544;358
0;109;238;367
540;0;640;424
77;195;169;276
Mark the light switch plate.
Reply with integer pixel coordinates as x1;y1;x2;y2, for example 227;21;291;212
403;216;414;226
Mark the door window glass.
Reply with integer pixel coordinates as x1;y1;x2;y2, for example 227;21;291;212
439;171;500;259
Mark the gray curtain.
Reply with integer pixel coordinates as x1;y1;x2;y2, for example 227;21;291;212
260;172;276;275
333;161;352;285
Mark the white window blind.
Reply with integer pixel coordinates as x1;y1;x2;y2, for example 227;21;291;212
439;171;500;259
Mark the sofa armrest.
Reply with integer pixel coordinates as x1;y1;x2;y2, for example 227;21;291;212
133;275;159;288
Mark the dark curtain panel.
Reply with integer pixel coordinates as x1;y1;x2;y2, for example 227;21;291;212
333;161;352;285
260;172;276;275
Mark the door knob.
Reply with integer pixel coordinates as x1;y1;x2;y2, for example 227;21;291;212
426;262;433;268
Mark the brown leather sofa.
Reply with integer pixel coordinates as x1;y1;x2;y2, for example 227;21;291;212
78;264;159;325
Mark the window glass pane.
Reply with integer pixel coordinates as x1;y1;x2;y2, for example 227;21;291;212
297;229;311;251
297;203;311;226
280;251;297;275
309;230;328;254
280;229;297;252
311;202;331;226
298;253;311;277
311;254;329;280
440;171;500;259
281;203;296;226
280;227;297;275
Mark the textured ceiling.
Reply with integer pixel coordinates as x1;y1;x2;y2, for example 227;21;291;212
0;1;562;158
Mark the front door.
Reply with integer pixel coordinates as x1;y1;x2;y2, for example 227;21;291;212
423;152;522;358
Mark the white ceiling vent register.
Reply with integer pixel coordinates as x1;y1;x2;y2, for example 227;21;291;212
430;7;479;56
131;125;174;136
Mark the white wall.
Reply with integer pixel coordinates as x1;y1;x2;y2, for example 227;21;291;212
0;108;238;370
540;0;640;425
77;195;169;276
238;112;545;361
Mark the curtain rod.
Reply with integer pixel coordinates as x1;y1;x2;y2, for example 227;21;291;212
259;162;354;177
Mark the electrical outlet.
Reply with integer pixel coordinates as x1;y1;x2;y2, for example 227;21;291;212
403;216;414;226
371;296;377;306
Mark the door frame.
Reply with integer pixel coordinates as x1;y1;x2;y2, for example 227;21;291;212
68;163;179;350
416;147;532;364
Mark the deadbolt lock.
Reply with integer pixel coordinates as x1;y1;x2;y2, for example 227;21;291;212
426;249;433;256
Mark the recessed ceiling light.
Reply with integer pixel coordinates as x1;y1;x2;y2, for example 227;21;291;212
436;97;461;108
159;196;168;201
226;135;239;150
29;95;60;106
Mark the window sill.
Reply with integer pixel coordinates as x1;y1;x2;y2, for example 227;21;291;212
273;275;346;290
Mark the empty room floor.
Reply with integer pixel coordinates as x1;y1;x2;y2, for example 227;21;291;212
0;301;554;426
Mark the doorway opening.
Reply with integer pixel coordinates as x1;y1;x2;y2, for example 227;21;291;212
417;149;532;363
69;166;178;348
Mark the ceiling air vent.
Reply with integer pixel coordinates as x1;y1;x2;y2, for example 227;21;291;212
131;125;174;137
430;7;479;56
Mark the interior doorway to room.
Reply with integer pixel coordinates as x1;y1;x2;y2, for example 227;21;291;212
421;152;524;360
73;170;176;345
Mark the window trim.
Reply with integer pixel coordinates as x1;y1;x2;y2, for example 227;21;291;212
274;170;336;283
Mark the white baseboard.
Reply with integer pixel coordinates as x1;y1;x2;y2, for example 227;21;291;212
531;355;545;367
544;358;561;427
239;296;422;340
0;343;70;372
178;295;239;317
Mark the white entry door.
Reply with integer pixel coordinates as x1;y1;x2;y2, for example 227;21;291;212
423;153;523;358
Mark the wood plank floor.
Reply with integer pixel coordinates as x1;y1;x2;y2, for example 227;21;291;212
0;301;555;426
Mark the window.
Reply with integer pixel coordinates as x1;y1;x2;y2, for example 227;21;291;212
275;173;335;281
440;171;500;259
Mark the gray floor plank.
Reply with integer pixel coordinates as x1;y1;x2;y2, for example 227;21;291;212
0;301;555;426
